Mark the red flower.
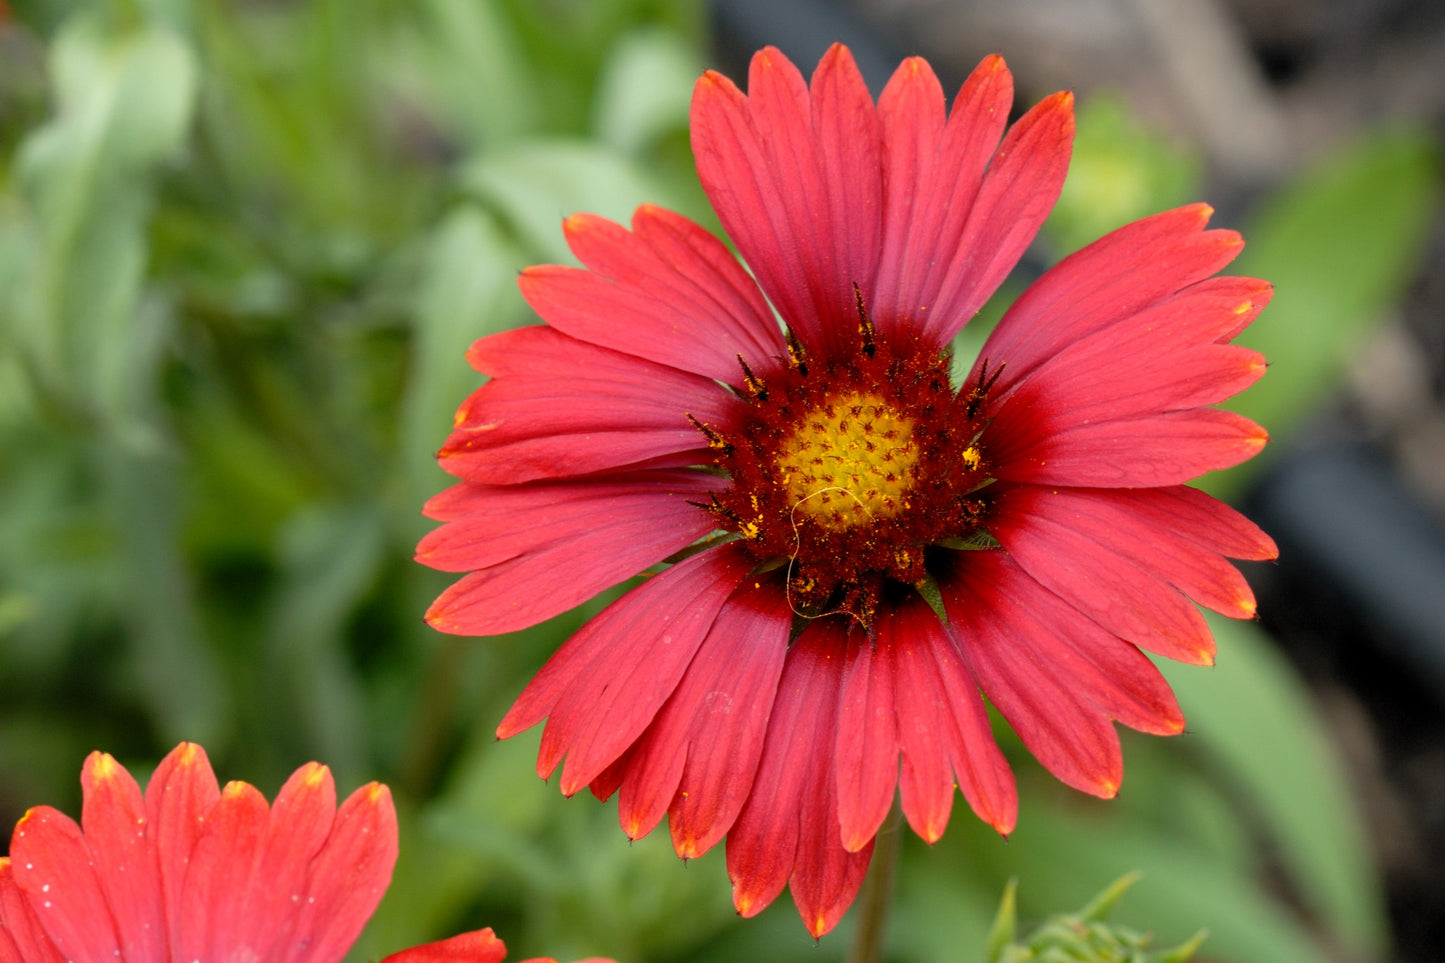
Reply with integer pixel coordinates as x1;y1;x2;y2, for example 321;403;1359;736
419;44;1276;936
0;744;603;963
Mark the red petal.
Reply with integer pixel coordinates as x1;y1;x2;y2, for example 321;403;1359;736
981;273;1269;436
992;337;1265;428
941;553;1125;797
989;487;1217;664
1097;275;1273;346
809;43;883;341
276;782;398;963
886;596;1016;840
835;630;898;853
791;830;873;941
1124;485;1278;561
378;928;508;963
691;46;880;356
997;486;1260;620
420;471;722;636
615;577;791;854
0;859;65;963
873;55;1011;339
960;551;1184;732
229;762;339;962
145;742;220;952
979;205;1245;391
8;807;121;963
726;620;871;937
924;89;1075;345
498;546;753;796
78;752;165;963
988;406;1268;489
631;204;787;358
523;206;783;385
178;781;269;962
439;326;738;484
587;744;633;803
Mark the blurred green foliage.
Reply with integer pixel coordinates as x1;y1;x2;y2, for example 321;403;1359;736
0;2;1437;961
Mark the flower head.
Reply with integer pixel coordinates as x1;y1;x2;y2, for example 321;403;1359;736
419;44;1276;936
0;743;590;963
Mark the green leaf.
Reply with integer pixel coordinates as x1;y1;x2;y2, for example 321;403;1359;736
1230;128;1442;451
264;503;385;779
1159;930;1210;963
1077;870;1141;923
984;877;1019;963
592;27;701;155
3;11;195;424
383;0;542;148
109;439;226;745
401;205;529;516
1161;615;1389;956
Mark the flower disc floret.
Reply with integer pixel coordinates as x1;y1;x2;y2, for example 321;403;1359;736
703;328;992;621
774;390;918;528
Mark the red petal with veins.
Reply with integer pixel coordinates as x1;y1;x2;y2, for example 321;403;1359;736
727;620;871;937
942;553;1126;797
873;55;1011;338
887;595;1017;841
522;206;783;385
989;486;1217;665
616;575;791;855
835;627;899;853
978;205;1246;393
439;326;739;484
0;859;65;963
994;336;1265;425
809;43;884;345
230;763;339;961
692;45;880;356
1124;485;1279;560
79;752;165;963
420;471;723;636
179;781;270;963
953;552;1184;734
924;90;1075;345
8;807;121;963
275;783;398;963
988;406;1268;489
500;546;754;796
996;486;1261;620
144;742;221;951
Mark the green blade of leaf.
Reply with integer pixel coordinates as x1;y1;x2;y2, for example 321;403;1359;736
1162;614;1389;956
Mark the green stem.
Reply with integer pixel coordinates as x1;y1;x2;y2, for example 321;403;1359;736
846;806;903;963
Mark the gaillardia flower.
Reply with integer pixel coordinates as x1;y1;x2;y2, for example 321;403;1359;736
419;44;1276;935
0;743;604;963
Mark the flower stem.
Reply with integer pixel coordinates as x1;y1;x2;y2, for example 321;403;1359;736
846;806;903;963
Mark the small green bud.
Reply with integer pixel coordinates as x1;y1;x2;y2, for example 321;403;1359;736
983;874;1207;963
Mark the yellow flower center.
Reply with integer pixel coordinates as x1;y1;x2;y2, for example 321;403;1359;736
773;393;920;532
